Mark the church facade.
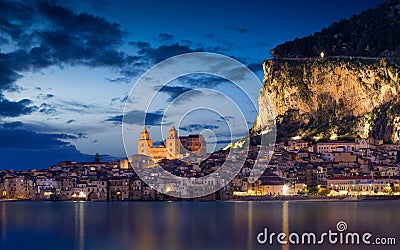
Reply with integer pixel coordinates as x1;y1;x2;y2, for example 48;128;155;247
137;126;206;161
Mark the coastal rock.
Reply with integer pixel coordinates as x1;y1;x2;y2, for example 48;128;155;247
253;58;400;142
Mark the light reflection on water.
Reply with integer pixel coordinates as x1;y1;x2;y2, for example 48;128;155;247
0;201;399;250
74;202;85;250
282;202;289;250
1;202;6;249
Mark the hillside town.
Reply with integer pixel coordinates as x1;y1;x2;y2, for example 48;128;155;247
2;133;400;201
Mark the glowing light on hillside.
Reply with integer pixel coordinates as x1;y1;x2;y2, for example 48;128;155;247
283;184;290;195
292;135;301;140
330;133;338;140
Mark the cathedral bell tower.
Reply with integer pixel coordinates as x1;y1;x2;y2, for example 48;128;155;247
138;126;153;156
166;125;180;158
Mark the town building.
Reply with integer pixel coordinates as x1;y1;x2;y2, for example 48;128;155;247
314;141;355;153
327;176;391;195
137;125;206;161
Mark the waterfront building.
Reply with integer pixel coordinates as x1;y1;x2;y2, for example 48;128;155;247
108;176;130;201
327;176;391;195
2;175;34;199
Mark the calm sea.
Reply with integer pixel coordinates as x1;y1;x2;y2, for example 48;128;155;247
0;201;399;250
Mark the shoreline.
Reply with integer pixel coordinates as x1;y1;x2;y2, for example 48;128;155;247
2;195;400;203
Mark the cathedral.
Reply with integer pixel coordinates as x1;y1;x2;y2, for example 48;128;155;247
137;126;206;161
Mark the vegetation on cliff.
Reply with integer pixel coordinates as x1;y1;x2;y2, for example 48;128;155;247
271;0;400;64
253;0;400;143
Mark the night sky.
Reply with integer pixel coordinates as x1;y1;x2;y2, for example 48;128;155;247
0;0;384;170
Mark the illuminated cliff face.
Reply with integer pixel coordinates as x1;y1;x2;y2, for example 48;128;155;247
253;58;400;142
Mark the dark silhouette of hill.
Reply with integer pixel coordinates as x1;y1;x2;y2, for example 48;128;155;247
271;0;400;62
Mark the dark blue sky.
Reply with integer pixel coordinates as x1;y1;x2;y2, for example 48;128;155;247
0;0;385;170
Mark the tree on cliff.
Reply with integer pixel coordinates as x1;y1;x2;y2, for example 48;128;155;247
271;0;400;61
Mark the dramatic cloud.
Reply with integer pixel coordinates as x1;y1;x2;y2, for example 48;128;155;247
0;124;70;150
0;123;80;168
106;110;164;126
0;0;131;118
0;63;22;90
0;1;34;42
0;122;120;169
0;96;37;117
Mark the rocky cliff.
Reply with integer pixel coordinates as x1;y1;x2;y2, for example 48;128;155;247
253;58;400;142
253;0;400;143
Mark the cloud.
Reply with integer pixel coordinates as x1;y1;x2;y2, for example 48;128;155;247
0;1;34;42
158;33;175;43
180;124;219;133
156;85;193;101
37;93;55;100
155;85;209;105
45;94;55;99
39;103;57;115
0;96;37;117
1;121;23;129
216;115;235;122
0;122;117;169
181;39;193;46
55;99;98;114
0;2;128;70
0;1;131;118
176;74;229;88
135;42;202;63
106;110;164;126
105;77;131;83
0;63;22;90
119;68;146;78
